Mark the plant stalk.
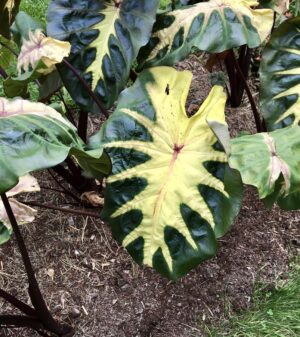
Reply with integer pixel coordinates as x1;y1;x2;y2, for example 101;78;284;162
0;288;36;317
0;67;8;79
229;49;264;132
61;59;109;118
225;46;251;107
48;169;81;202
0;194;72;336
77;110;88;142
23;200;101;218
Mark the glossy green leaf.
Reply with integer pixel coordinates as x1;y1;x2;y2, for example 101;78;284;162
229;126;300;209
47;0;160;112
0;98;111;194
138;0;273;69
0;0;21;39
260;17;300;130
93;67;242;279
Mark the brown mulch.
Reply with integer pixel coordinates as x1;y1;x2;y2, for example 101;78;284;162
0;55;299;337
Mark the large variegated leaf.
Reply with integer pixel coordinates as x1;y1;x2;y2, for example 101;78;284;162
137;0;273;69
0;174;40;245
0;0;21;39
47;0;160;112
4;30;71;98
260;17;300;131
229;126;300;209
93;67;242;279
0;98;111;194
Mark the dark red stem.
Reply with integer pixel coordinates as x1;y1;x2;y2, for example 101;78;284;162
23;200;101;218
229;49;265;132
62;59;109;118
0;288;36;317
0;194;71;336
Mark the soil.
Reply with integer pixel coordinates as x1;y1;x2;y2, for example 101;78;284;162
0;56;300;337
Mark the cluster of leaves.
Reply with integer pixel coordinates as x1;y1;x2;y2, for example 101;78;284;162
0;0;299;283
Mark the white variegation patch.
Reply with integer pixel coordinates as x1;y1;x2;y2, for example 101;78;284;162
17;30;71;75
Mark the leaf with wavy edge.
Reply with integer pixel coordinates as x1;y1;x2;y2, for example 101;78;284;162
93;66;242;279
229;126;300;209
138;0;273;69
47;0;160;112
0;98;111;194
4;30;70;98
260;17;300;130
17;29;71;75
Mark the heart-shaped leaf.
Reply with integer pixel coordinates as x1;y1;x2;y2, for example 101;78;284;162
47;0;160;112
260;17;300;130
92;67;242;279
138;0;273;69
229;126;300;209
0;98;111;194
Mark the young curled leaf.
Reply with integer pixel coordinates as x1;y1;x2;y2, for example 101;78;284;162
93;66;242;279
138;0;273;69
17;29;71;75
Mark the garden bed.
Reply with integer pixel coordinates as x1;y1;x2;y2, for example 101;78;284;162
1;57;299;337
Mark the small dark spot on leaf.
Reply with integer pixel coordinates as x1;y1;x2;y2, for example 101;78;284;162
165;84;170;95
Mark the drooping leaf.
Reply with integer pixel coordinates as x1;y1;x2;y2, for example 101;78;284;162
260;17;300;131
137;0;273;69
229;126;300;209
0;174;40;245
6;174;40;197
47;0;160;112
17;29;71;75
4;30;71;98
92;67;242;279
0;98;111;194
0;0;21;39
